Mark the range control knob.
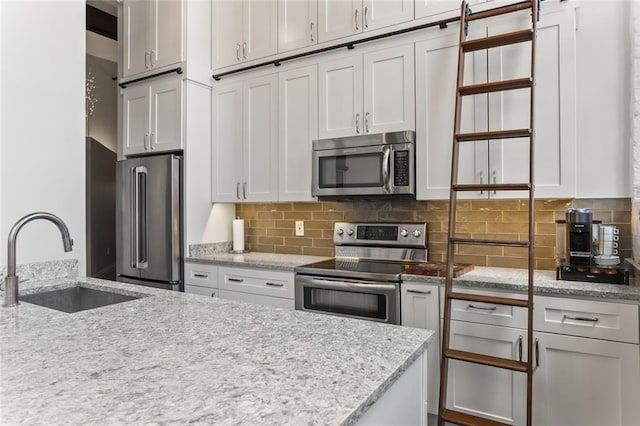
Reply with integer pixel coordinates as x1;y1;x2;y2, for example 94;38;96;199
336;228;344;236
412;229;422;238
400;229;409;237
347;228;354;236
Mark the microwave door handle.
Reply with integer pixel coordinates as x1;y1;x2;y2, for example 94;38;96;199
299;276;396;292
382;146;391;193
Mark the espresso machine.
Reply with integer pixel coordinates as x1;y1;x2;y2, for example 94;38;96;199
556;208;629;284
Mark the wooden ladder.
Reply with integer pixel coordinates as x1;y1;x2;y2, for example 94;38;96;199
438;1;538;425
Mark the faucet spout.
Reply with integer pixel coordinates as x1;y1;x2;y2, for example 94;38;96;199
4;212;74;307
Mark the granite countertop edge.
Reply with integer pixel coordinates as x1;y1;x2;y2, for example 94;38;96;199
185;252;330;271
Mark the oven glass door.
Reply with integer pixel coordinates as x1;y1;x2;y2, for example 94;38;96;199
295;275;399;324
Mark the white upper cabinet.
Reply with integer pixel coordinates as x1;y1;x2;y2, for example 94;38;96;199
319;44;414;139
122;0;183;78
278;0;318;53
212;0;278;70
122;77;183;156
211;75;278;203
318;0;412;43
415;0;484;20
279;65;318;201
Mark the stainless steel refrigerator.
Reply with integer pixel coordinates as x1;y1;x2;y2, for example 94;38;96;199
116;154;182;291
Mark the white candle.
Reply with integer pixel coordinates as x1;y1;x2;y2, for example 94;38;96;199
233;219;245;252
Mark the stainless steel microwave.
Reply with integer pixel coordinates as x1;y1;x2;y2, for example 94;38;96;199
312;131;415;198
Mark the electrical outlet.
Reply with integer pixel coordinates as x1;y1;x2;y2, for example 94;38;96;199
295;221;305;236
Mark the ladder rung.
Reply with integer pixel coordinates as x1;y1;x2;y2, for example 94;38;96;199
448;291;530;308
462;29;534;52
453;183;532;192
459;77;532;96
440;409;511;426
456;128;531;141
450;237;530;247
467;0;533;22
445;349;529;372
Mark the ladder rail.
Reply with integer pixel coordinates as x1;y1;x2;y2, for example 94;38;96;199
438;1;538;424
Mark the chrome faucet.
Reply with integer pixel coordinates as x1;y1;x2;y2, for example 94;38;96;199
3;212;73;307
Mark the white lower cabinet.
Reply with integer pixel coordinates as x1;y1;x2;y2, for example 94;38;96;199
400;283;440;416
184;262;218;297
218;266;295;309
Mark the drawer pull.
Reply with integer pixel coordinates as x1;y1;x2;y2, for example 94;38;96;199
467;304;497;312
535;338;540;367
193;273;209;278
228;278;244;283
407;289;432;295
518;335;523;362
563;315;599;323
266;282;284;287
211;291;216;297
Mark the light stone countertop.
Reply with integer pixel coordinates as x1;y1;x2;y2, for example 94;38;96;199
186;252;329;271
403;267;640;304
0;277;434;425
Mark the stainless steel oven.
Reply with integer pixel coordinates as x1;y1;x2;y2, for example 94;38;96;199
295;222;427;325
312;131;415;198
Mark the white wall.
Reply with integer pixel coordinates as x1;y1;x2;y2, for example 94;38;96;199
0;1;86;274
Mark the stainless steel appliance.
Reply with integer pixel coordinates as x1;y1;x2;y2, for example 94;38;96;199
312;131;415;198
295;222;427;324
116;154;182;291
566;208;593;265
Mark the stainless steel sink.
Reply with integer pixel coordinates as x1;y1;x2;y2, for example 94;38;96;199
21;286;141;313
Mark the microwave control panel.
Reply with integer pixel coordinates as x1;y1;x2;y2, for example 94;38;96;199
394;150;410;187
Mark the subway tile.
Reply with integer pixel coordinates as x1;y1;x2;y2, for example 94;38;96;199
313;210;344;221
472;233;520;241
534;211;555;223
454;222;487;233
275;245;303;255
293;202;322;211
534;199;573;211
256;211;284;220
250;220;276;229
534;234;556;247
266;228;294;237
486;222;527;234
284;237;313;247
377;211;416;221
428;242;448;254
471;199;521;211
429;232;448;243
612;210;631;223
275;220;293;228
302;229;323;238
305;220;334;230
535;223;556;235
302;247;333;257
313;238;334;248
453;254;488;266
252;244;275;253
487;256;528;269
246;227;267;237
457;210;502;223
503;247;528;257
258;236;284;245
456;245;503;256
502;210;529;223
283;211;313;220
536;258;557;270
573;198;630;211
425;221;442;233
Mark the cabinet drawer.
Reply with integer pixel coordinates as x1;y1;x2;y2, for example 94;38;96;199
218;289;294;310
185;285;218;298
184;263;218;288
218;267;294;299
534;296;639;344
441;288;528;329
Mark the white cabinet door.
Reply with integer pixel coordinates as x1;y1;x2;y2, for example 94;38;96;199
362;0;412;31
363;44;414;134
243;74;279;201
279;65;318;202
185;285;218;298
150;78;183;153
212;0;244;69
279;0;318;52
122;85;150;156
401;283;440;415
486;10;576;198
150;0;183;70
244;0;278;61
447;321;528;425
318;0;361;42
212;80;244;203
123;0;149;78
533;332;640;426
415;28;486;200
318;56;363;139
415;0;483;20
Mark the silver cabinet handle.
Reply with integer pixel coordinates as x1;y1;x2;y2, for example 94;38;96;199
310;22;315;41
518;335;523;362
145;51;150;68
467;304;497;312
365;111;370;133
149;133;154;150
406;289;432;295
243;182;247;199
492;170;497;194
236;43;241;61
355;113;360;134
211;291;216;297
563;315;599;322
144;134;149;151
354;9;359;31
236;182;241;200
150;50;156;67
535;338;540;367
193;273;209;279
266;282;284;287
364;6;369;28
228;277;244;283
479;171;484;195
242;42;247;59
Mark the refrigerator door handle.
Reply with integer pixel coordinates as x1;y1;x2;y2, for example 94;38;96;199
130;167;137;268
135;166;149;269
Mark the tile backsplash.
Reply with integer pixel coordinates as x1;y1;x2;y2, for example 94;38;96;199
236;198;632;270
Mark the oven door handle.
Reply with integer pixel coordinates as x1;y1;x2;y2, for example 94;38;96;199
297;275;397;293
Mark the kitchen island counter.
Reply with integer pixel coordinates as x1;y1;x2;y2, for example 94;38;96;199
0;277;433;425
